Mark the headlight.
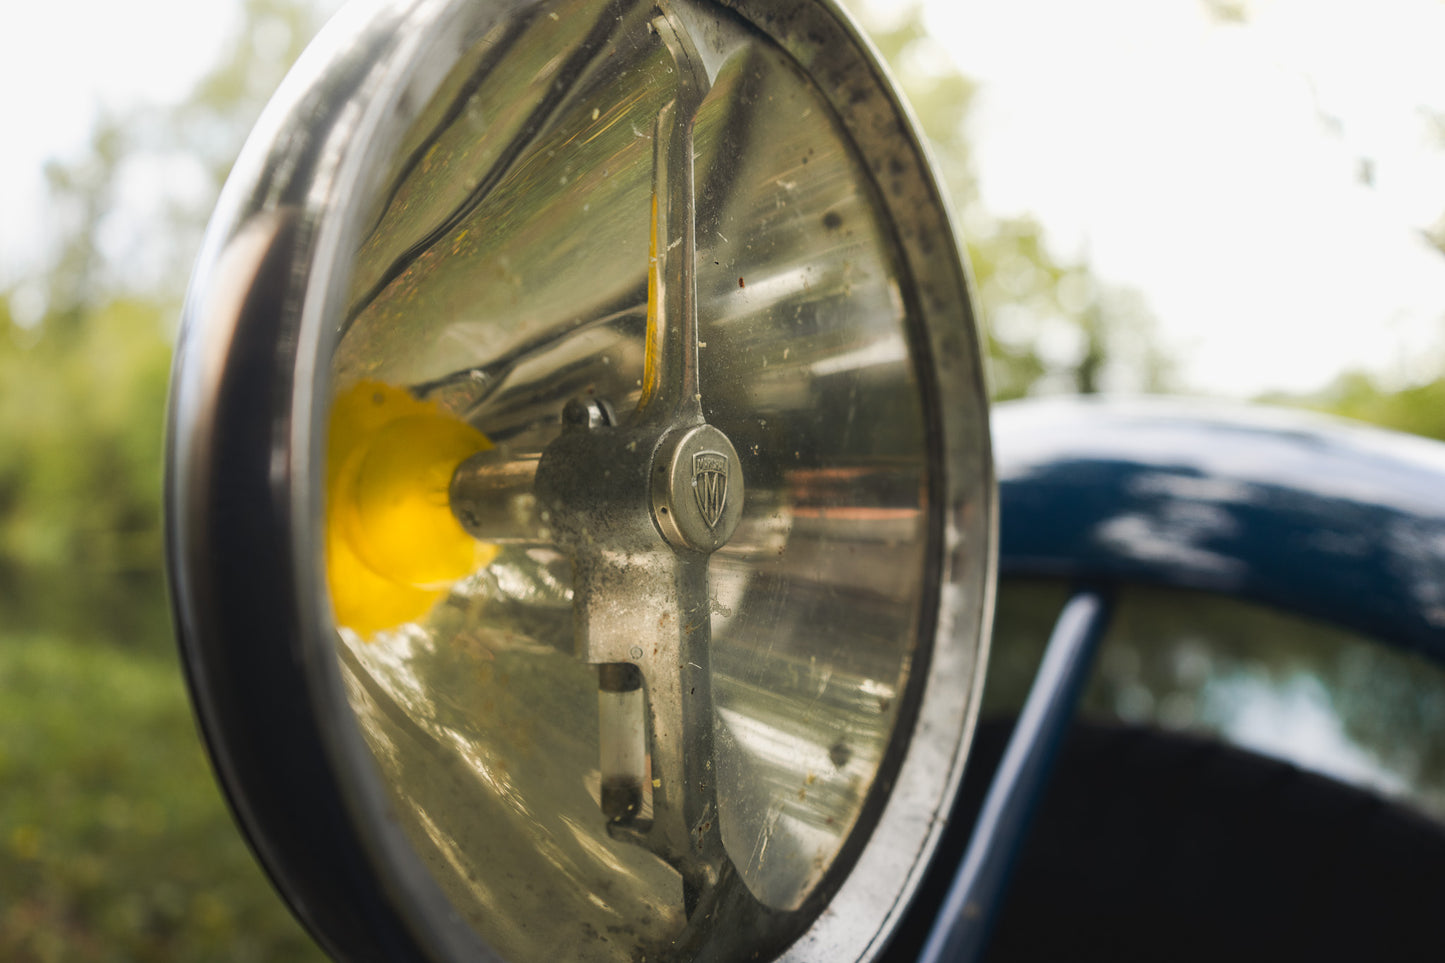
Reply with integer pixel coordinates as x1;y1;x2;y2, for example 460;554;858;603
167;1;994;960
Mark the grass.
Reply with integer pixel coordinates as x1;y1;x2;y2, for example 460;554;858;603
0;633;328;963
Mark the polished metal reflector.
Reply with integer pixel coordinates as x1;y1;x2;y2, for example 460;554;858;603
168;0;994;960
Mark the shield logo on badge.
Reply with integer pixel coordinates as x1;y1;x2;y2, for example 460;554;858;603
692;451;729;529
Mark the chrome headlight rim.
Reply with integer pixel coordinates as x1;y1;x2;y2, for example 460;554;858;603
166;1;994;960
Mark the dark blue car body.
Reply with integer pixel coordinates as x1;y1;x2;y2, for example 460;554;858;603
910;397;1445;962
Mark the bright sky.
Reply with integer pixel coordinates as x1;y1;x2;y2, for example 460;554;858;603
0;7;211;227
921;0;1445;395
4;0;1443;396
1;1;238;313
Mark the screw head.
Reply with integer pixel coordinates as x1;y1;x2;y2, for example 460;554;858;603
561;397;615;431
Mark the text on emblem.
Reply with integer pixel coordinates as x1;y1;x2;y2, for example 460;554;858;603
692;451;729;529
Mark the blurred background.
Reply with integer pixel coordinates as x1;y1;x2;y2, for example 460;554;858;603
1;0;1442;959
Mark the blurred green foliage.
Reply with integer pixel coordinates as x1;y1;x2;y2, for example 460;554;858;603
868;10;1175;399
0;637;324;962
1;1;334;959
0;295;172;649
0;0;322;652
1262;369;1445;443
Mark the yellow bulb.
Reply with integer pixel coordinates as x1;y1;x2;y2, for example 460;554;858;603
326;381;499;637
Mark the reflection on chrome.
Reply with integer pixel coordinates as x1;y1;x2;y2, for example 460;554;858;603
324;0;935;957
337;609;687;961
714;674;892;910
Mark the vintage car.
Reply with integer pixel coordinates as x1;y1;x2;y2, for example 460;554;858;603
165;0;1445;960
